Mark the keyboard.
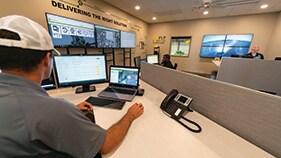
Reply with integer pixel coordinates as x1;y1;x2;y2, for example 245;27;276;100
86;96;126;110
104;87;136;95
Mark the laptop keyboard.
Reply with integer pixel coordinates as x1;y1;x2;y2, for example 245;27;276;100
104;87;136;95
86;96;125;110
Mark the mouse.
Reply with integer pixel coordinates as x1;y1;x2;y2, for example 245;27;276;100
136;88;145;96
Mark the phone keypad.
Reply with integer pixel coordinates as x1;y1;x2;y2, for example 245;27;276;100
167;103;179;114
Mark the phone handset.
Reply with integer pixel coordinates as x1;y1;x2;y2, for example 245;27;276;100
160;89;178;110
161;89;202;133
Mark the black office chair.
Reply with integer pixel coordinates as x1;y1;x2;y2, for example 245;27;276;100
134;56;141;68
275;57;281;61
173;63;178;69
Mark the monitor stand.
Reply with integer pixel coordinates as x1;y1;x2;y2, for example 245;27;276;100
75;84;96;94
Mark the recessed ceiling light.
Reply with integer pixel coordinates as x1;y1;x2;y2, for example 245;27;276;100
260;4;268;9
203;10;209;15
152;17;157;20
135;5;140;10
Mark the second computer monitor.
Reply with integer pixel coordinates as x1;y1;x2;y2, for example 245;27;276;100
53;54;108;93
41;71;56;90
147;54;159;64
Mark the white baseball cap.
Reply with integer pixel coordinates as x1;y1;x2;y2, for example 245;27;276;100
0;15;60;55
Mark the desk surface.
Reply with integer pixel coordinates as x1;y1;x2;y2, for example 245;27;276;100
48;81;273;158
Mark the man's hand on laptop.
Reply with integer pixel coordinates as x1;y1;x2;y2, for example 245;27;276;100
76;101;93;111
126;103;144;121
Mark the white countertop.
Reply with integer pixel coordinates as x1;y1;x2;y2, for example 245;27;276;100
48;80;273;158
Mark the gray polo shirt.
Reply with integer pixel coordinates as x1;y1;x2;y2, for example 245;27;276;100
0;73;106;158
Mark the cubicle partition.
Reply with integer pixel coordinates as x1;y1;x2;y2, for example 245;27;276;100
140;62;281;157
217;58;281;96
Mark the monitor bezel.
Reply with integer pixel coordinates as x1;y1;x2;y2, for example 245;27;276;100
109;65;140;89
45;12;97;48
53;54;108;88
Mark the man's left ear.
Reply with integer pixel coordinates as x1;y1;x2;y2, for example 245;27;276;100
43;52;52;67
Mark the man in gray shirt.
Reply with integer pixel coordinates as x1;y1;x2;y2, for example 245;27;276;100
0;15;144;158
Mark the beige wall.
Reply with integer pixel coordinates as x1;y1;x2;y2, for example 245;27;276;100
147;13;279;74
265;12;281;60
1;1;280;72
0;0;149;65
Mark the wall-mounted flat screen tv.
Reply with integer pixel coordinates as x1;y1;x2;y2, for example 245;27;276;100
96;25;120;48
200;34;253;58
200;35;226;58
45;13;96;48
222;34;253;57
121;31;136;48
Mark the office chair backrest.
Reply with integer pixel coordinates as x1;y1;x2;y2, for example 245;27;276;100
134;56;141;68
174;63;178;69
275;57;281;61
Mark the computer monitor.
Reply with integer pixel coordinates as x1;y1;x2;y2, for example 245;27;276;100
53;55;108;93
121;30;136;48
146;54;159;64
141;58;147;62
45;13;96;48
95;25;120;48
41;71;56;90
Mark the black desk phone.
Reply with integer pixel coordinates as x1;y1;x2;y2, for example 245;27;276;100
161;89;202;133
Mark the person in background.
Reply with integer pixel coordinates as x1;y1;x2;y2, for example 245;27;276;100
243;45;264;59
0;15;144;158
161;54;174;69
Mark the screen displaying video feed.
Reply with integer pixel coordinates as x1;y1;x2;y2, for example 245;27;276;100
45;13;96;48
96;25;121;48
200;35;226;58
121;31;136;48
222;34;253;57
200;34;253;58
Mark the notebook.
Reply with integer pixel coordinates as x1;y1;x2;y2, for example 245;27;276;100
98;66;139;101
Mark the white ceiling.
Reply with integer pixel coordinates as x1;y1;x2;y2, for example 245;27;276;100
102;0;281;23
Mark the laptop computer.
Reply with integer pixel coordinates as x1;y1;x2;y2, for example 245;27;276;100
98;66;140;101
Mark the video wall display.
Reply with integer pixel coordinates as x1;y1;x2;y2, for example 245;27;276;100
200;34;253;58
46;13;96;48
121;31;136;48
96;25;121;48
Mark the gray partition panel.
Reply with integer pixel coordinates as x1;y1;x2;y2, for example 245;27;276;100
140;62;281;157
217;58;281;96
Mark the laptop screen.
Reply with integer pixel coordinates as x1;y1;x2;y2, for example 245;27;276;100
110;66;139;87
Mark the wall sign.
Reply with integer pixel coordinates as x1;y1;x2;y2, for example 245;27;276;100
51;0;127;28
153;35;166;44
